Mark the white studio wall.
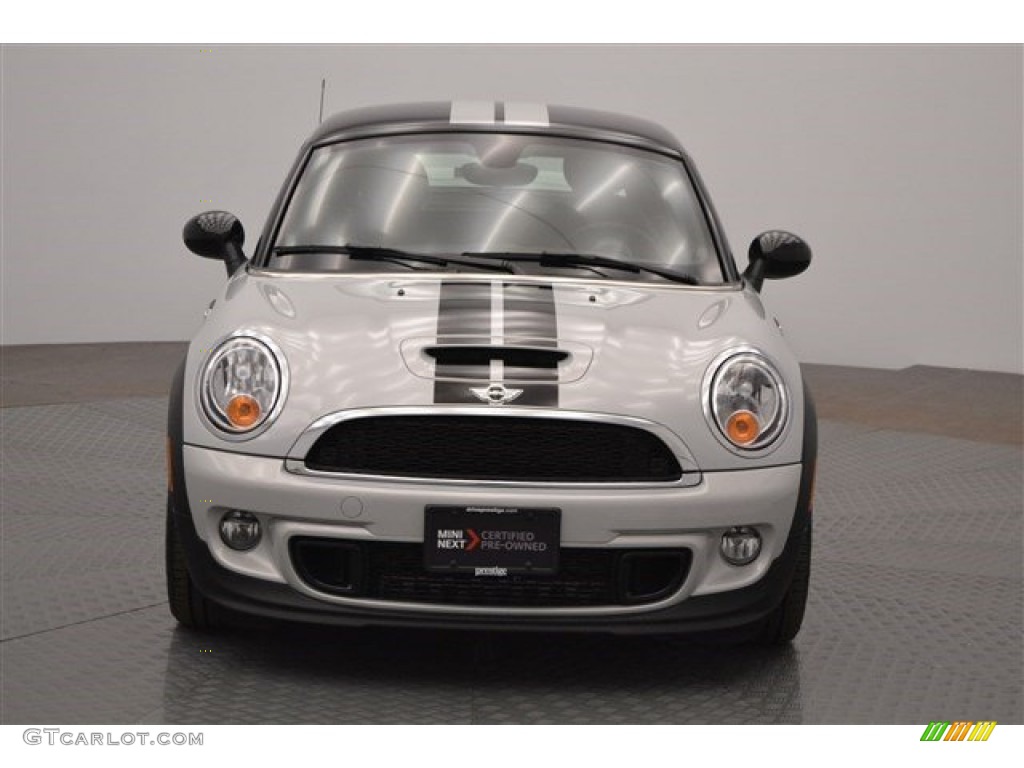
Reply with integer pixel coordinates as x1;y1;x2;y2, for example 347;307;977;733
2;45;1021;373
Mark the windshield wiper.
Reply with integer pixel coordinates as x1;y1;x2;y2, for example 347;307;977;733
460;251;698;285
273;245;515;274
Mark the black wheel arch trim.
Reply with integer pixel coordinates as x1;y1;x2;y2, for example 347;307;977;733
168;355;190;522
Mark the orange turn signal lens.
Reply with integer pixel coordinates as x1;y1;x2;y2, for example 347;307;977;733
226;394;261;428
725;409;760;446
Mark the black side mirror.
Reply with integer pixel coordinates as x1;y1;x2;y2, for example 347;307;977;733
183;211;247;277
743;230;812;292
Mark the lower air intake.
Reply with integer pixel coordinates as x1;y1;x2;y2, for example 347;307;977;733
289;539;691;608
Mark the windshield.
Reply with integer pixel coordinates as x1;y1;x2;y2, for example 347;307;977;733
269;133;724;285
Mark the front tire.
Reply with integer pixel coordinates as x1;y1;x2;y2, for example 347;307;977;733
751;521;811;646
165;499;214;631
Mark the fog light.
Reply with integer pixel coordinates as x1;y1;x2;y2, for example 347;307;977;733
720;526;761;566
219;510;261;551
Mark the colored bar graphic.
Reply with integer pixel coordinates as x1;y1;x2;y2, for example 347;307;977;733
968;722;997;741
920;720;996;741
921;722;950;741
944;721;972;741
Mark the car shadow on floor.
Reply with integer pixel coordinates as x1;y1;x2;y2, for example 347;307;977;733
160;620;804;724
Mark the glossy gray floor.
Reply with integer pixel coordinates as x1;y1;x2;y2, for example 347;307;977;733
1;379;1021;723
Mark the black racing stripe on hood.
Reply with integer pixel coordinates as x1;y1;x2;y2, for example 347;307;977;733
503;282;559;407
432;280;561;406
433;281;492;403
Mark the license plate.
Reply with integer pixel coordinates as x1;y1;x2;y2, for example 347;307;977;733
424;506;560;575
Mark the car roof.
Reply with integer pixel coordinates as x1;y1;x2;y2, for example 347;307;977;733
307;101;687;157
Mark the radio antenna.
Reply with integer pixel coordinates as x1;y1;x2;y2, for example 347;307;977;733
318;78;326;124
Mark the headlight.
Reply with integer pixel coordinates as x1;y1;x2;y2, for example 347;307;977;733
199;334;287;439
705;349;788;452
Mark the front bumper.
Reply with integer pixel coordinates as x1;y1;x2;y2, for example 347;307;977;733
167;355;817;634
172;487;809;634
175;443;808;632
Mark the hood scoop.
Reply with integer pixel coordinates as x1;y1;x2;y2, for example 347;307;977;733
424;345;570;369
400;337;594;384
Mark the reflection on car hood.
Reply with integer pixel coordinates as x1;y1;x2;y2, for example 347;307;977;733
183;272;804;470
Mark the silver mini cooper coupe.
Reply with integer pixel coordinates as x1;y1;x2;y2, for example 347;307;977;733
167;101;815;644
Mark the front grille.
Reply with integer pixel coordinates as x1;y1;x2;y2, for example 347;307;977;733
289;539;692;608
304;415;682;482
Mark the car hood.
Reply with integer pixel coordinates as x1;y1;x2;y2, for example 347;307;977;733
183;271;805;471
